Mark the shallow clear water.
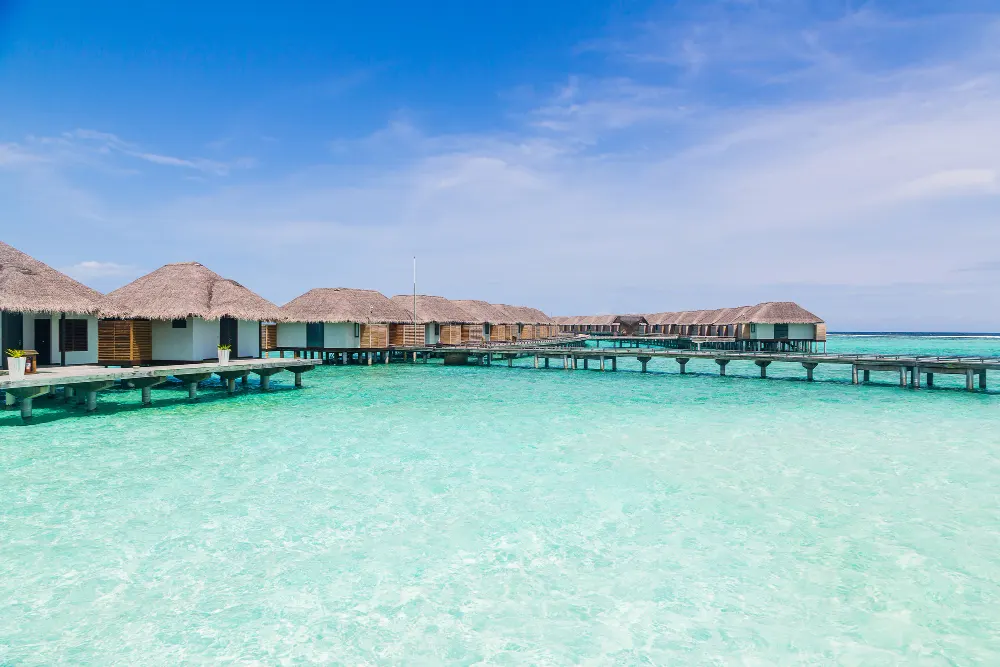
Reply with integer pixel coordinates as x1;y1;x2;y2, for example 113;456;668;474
2;336;999;664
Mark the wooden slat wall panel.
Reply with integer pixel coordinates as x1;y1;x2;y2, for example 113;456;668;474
389;324;426;347
98;319;152;364
461;325;484;345
814;323;827;342
490;325;513;342
439;324;463;346
359;324;389;348
260;323;277;351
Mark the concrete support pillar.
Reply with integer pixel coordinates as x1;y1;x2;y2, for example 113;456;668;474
367;352;372;366
912;367;921;388
639;357;650;373
863;369;870;383
755;360;770;378
261;374;271;391
413;351;418;363
677;358;688;374
926;372;934;387
852;365;859;383
612;357;617;371
583;358;589;370
487;354;492;366
188;382;199;400
384;351;390;364
600;357;606;372
142;386;152;406
980;370;987;390
544;357;549;369
342;352;348;364
5;392;16;408
47;386;57;398
966;369;975;391
86;391;98;412
76;391;87;406
64;386;75;401
242;374;249;385
562;355;568;370
803;362;817;381
534;355;539;369
508;356;513;368
716;359;729;376
899;366;906;387
294;372;302;388
20;396;33;420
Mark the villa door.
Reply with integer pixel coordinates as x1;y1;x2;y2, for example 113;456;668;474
220;317;239;357
1;312;23;369
306;322;324;348
34;319;51;365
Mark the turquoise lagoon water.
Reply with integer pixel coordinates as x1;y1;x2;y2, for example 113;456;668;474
2;335;1000;664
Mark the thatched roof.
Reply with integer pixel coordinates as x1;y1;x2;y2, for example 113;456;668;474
0;241;112;316
734;302;823;324
610;314;644;326
107;262;283;321
389;294;473;324
284;288;412;324
490;304;552;325
452;300;517;324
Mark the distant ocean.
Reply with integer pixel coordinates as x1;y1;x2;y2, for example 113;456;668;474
2;333;998;663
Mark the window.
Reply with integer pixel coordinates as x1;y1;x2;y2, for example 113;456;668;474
172;318;187;328
354;323;361;338
774;323;789;339
63;319;89;352
483;323;491;337
434;323;440;336
750;323;757;334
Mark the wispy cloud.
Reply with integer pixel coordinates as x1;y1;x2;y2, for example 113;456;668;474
60;261;142;280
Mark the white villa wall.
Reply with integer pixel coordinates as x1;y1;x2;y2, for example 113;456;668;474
192;317;220;361
749;323;775;340
238;320;260;358
324;322;359;349
277;322;307;348
151;318;195;360
788;323;816;340
14;312;98;366
425;323;440;345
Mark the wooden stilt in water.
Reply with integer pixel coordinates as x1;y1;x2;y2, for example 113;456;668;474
966;369;975;391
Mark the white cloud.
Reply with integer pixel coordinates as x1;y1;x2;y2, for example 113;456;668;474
895;169;997;200
61;261;141;280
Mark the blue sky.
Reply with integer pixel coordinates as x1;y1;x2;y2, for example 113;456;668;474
2;1;1000;330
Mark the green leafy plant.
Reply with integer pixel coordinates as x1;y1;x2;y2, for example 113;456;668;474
217;344;232;351
5;348;25;358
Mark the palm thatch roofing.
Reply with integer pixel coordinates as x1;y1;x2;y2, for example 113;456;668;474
643;302;822;326
451;300;517;324
733;301;823;324
283;288;412;324
500;305;553;325
614;314;648;326
0;241;113;316
107;262;283;321
389;294;473;324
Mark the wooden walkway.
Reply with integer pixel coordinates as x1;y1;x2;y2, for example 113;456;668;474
1;358;316;420
424;346;997;391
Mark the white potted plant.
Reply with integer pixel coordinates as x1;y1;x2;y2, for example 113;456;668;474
217;344;231;365
5;349;27;380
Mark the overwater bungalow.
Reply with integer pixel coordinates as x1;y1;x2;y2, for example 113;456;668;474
102;262;283;364
279;288;417;351
1;241;110;368
451;300;517;344
501;305;555;340
732;302;826;351
389;294;472;346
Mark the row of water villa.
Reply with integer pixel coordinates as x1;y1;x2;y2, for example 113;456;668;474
1;238;827;373
0;241;560;373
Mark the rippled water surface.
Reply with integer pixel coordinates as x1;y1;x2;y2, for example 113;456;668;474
2;335;999;664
